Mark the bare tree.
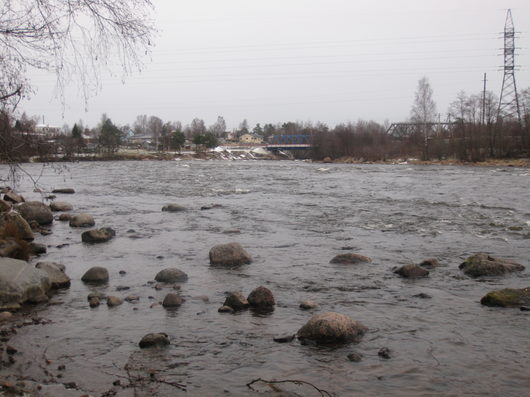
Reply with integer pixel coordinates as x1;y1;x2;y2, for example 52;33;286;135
209;116;227;137
0;0;155;112
411;77;437;160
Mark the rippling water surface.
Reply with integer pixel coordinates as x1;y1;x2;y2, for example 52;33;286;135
3;160;529;396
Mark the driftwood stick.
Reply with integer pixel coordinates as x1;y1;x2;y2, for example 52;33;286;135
246;377;333;396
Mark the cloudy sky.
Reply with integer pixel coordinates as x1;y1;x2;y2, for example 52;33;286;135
21;0;530;130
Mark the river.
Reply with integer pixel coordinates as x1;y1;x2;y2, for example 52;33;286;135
1;160;529;396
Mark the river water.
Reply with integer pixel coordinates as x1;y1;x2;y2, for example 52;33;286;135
2;160;529;396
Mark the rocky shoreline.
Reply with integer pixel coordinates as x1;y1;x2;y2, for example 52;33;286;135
0;178;528;396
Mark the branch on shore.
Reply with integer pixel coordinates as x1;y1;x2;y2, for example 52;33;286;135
246;377;334;396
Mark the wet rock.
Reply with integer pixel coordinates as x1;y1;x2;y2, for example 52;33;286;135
69;213;95;228
222;229;241;234
218;305;234;313
162;293;185;308
88;296;100;308
330;253;372;264
300;300;319;310
412;292;432;299
459;254;524;278
3;190;24;204
247;286;275;311
52;188;75;194
119;270;126;275
116;285;130;291
29;242;47;255
0;311;13;321
87;291;106;300
297;312;367;344
418;258;441;269
0;212;34;241
81;266;109;284
223;291;249;311
394;264;429;278
480;287;530;307
139;333;170;348
378;347;392;359
81;227;116;244
200;204;222;210
49;202;73;212
347;352;363;362
161;204;186;212
209;242;252;266
0;200;12;212
16;201;54;225
508;225;523;231
107;296;123;307
273;334;295;343
520;306;530;311
154;268;188;283
35;262;70;289
0;257;51;310
0;238;30;260
58;214;72;222
6;345;17;355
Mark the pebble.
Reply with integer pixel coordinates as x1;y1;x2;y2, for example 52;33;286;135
378;347;392;359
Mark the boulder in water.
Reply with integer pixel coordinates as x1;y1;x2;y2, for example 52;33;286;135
107;296;123;307
81;266;109;284
394;264;429;278
139;333;170;348
459;254;524;277
209;243;252;266
297;312;367;344
162;204;186;212
52;188;75;194
418;258;441;269
49;202;73;212
480;287;530;307
0;212;34;241
300;300;319;310
154;268;188;283
0;257;51;310
223;291;249;311
330;253;372;264
81;227;116;244
69;213;95;228
35;262;70;289
162;293;185;308
15;201;53;225
247;286;275;311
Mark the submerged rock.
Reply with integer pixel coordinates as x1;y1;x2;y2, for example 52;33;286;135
418;258;441;269
154;268;188;283
378;347;392;359
88;296;100;308
16;201;54;225
139;333;170;348
52;188;75;194
29;242;47;255
347;352;363;362
209;243;252;266
247;286;275;311
58;213;72;222
162;293;185;308
49;202;73;212
459;254;524;277
297;312;367;344
69;213;95;228
81;227;116;244
300;300;319;310
0;257;51;310
161;204;186;212
81;266;109;284
394;264;429;279
223;291;249;311
330;253;372;264
107;296;123;307
480;287;530;307
35;262;70;289
273;334;296;343
218;305;234;313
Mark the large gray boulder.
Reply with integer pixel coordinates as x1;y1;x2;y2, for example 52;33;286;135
81;266;109;284
81;227;116;244
459;253;524;278
330;253;372;264
69;213;95;228
297;312;367;344
35;262;70;289
0;212;34;241
16;201;54;225
0;257;51;310
50;202;73;212
209;243;252;266
154;268;188;283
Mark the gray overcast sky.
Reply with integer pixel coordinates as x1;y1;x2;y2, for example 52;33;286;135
20;0;530;130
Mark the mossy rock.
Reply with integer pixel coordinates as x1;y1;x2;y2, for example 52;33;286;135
480;287;530;307
459;253;524;278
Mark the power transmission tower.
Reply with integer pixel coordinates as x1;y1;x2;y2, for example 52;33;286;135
497;9;521;123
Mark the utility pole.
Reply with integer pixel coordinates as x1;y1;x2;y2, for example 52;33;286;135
497;9;522;123
482;73;487;125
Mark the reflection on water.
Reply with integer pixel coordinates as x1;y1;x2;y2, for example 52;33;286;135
2;160;529;396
